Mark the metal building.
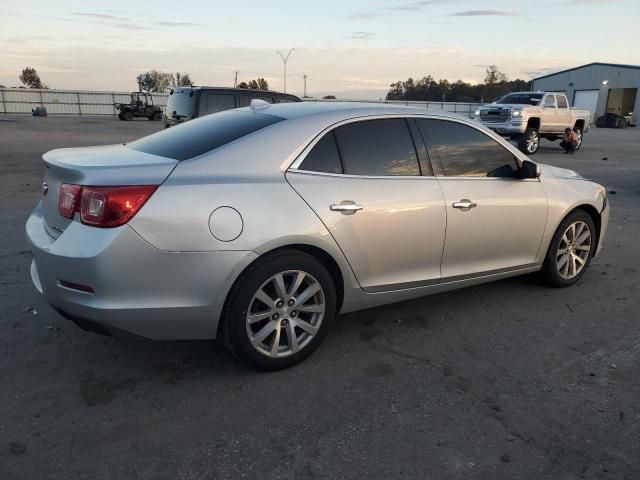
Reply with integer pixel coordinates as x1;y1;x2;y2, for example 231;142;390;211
532;62;639;126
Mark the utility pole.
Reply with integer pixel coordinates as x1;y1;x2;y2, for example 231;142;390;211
234;71;238;88
276;48;295;93
303;74;308;98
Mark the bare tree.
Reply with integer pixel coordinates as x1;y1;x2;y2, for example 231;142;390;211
244;78;269;90
19;67;47;89
171;72;193;87
484;65;508;85
140;70;172;93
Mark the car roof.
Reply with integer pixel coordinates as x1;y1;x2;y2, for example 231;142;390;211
238;101;473;122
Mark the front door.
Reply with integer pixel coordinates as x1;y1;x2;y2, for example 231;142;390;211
287;118;446;292
416;118;548;280
555;94;571;130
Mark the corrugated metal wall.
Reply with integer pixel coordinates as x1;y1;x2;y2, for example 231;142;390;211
0;88;169;116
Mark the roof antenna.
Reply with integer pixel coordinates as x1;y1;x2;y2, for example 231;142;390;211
250;99;271;112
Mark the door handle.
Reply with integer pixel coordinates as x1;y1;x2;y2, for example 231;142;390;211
330;202;363;215
452;199;477;210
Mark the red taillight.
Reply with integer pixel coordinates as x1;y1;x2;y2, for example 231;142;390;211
58;184;157;228
58;184;81;219
80;185;157;228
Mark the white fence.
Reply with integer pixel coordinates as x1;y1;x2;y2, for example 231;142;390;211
0;88;169;116
0;88;480;118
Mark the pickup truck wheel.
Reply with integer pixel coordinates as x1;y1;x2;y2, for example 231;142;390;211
518;128;539;155
573;128;584;150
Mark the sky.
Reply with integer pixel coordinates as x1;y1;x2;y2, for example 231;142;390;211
1;0;639;99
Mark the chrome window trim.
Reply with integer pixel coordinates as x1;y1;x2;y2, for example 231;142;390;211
287;168;441;181
287;112;531;177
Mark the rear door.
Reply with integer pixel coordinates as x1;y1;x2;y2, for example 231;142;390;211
287;118;446;292
541;94;558;132
555;94;571;129
417;118;548;279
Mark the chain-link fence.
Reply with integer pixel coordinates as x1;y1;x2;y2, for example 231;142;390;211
0;88;481;118
0;88;169;116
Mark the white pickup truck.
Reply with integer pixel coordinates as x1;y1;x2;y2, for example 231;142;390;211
473;92;591;154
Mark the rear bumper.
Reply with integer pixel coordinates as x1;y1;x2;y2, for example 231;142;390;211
596;200;610;257
27;202;257;340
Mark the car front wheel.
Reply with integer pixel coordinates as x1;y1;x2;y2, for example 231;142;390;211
540;210;596;287
221;250;336;370
517;128;540;155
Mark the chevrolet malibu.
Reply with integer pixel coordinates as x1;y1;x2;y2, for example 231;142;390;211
27;101;609;369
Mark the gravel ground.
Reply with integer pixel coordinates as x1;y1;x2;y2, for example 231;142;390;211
1;115;639;480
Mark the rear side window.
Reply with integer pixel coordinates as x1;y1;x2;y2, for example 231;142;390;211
334;119;420;176
277;97;297;103
556;95;568;108
206;94;236;114
299;132;343;174
543;95;556;108
128;110;284;161
418;119;517;177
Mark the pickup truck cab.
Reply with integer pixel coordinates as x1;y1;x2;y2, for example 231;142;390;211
474;92;590;154
163;86;301;128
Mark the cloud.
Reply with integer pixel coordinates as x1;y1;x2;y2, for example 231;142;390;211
112;23;152;30
347;11;384;20
71;12;129;21
387;0;457;11
156;21;203;27
557;0;621;4
350;31;376;40
449;10;519;16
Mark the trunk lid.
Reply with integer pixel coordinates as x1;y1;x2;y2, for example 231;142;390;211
41;144;177;237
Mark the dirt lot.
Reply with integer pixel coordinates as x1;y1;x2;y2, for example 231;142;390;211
1;116;639;480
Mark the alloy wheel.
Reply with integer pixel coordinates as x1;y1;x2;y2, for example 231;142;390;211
556;221;592;279
527;131;539;153
246;270;325;358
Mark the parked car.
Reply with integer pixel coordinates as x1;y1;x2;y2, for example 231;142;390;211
163;86;301;128
27;102;609;369
473;92;591;154
596;113;628;129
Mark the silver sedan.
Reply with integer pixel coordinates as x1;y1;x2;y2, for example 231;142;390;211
27;101;609;369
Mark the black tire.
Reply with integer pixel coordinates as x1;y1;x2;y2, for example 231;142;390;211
540;210;597;287
152;111;162;121
221;250;337;370
118;112;125;121
517;127;540;155
123;111;134;121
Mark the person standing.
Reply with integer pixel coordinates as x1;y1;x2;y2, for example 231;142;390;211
560;128;578;154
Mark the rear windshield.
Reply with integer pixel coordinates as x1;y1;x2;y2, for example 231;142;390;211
495;93;543;105
166;90;196;117
128;110;285;161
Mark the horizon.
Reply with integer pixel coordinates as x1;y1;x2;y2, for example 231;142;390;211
1;0;639;99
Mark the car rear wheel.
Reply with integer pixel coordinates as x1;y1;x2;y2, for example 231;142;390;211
540;210;596;287
517;128;540;155
221;250;336;370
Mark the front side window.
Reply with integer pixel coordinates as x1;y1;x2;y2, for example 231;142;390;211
417;119;517;177
556;95;568;108
206;94;236;114
333;119;420;176
543;95;556;108
299;132;343;174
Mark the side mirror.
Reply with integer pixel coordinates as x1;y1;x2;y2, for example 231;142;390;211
518;159;541;179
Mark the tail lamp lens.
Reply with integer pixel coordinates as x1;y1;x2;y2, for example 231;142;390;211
58;184;157;228
58;184;81;218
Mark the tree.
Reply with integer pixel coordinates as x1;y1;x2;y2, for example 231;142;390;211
322;95;337;99
139;70;172;93
170;72;193;87
245;78;269;90
19;67;47;89
484;65;508;85
237;81;249;89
